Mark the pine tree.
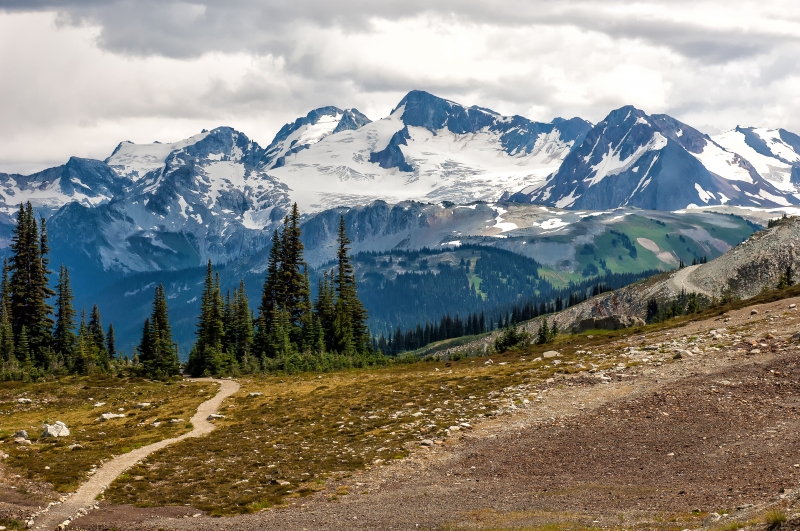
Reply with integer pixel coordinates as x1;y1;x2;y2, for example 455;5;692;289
0;260;14;362
279;204;311;333
189;261;225;376
257;229;282;347
88;305;107;354
334;216;368;353
106;324;116;359
140;285;179;378
9;203;55;366
137;318;153;365
537;319;550;345
53;265;77;367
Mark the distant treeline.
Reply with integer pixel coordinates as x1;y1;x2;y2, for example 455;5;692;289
375;268;660;354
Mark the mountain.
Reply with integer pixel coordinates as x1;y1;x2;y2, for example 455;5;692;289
508;106;799;210
48;126;291;276
0;91;589;275
713;126;800;192
264;90;592;212
263;106;371;169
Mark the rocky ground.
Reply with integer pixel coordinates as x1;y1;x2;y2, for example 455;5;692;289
36;294;800;530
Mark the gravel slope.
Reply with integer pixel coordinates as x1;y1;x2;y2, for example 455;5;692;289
73;297;800;531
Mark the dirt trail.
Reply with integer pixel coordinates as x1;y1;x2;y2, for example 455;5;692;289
31;378;239;530
667;263;712;297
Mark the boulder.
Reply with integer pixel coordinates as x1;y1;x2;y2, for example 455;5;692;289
41;421;70;438
571;315;645;334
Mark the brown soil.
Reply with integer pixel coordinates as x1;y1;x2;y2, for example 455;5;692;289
22;297;800;530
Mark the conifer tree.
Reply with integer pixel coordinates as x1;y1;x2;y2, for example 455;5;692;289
280;204;311;332
9;202;55;365
88;305;107;354
0;260;14;362
53;265;77;366
140;285;179;378
257;229;282;344
334;216;368;353
106;324;116;359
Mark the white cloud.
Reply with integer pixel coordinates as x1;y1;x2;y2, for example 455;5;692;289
1;1;799;174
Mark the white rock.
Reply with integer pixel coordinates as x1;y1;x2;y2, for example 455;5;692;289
16;398;32;404
135;402;151;409
93;402;106;408
484;359;493;365
170;418;185;423
41;421;70;438
248;392;264;397
207;414;225;420
542;351;560;358
100;413;125;421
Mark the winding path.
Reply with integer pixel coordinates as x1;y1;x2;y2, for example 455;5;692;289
667;264;713;298
31;378;240;530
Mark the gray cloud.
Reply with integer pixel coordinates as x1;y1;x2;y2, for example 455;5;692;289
3;0;797;64
1;1;800;174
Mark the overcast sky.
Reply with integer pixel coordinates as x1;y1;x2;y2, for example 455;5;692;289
1;0;799;174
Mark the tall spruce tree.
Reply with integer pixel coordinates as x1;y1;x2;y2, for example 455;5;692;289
334;216;368;353
9;202;55;365
188;261;226;376
140;285;179;378
106;323;116;359
0;260;14;362
279;204;311;332
53;265;77;367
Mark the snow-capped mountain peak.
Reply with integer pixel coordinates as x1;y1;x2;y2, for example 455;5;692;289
509;105;799;210
713;126;800;191
263;106;371;169
105;130;211;182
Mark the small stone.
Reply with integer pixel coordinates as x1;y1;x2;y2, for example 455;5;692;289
448;425;461;432
16;398;32;404
100;413;125;421
207;414;225;420
13;430;28;440
673;352;682;359
14;437;31;445
751;309;759;315
542;351;559;358
460;422;473;430
170;418;185;423
93;402;106;408
703;513;722;527
248;392;264;397
484;359;493;365
749;349;761;355
67;444;83;451
135;403;151;409
420;439;434;447
791;332;800;343
790;304;797;309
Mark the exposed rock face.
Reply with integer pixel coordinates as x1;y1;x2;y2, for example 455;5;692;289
571;315;646;333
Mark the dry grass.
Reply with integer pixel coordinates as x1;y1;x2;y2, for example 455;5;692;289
101;344;631;516
0;375;210;493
